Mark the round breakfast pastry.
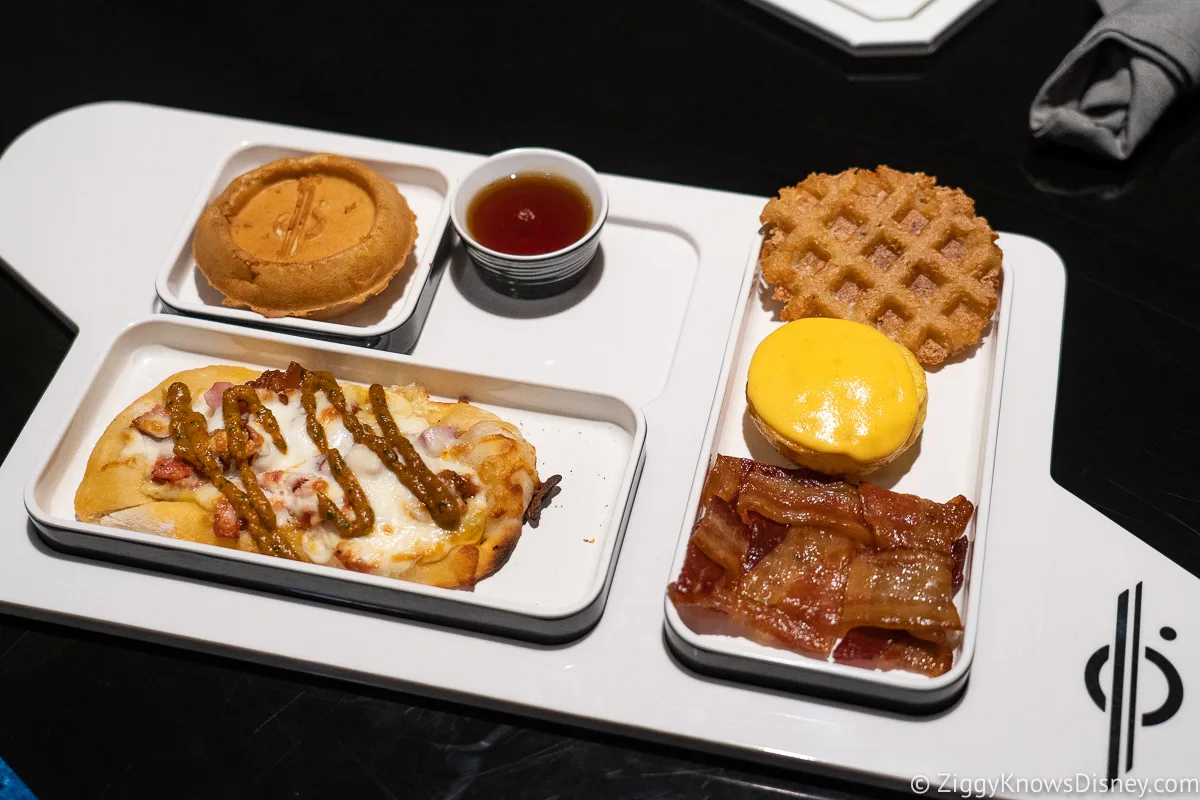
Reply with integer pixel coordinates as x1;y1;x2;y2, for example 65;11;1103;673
759;166;1002;366
746;318;927;477
74;362;542;589
192;154;418;319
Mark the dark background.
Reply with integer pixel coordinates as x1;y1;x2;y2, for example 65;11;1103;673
3;0;1200;796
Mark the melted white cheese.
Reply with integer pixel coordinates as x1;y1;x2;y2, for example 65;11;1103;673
123;382;495;575
122;428;176;463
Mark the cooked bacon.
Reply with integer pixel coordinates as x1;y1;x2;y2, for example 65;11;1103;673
248;361;305;393
702;454;751;504
691;497;748;573
131;405;171;439
833;627;953;677
150;456;197;485
743;512;788;570
840;549;962;642
258;469;286;491
668;454;974;677
212;496;240;538
203;382;233;410
671;542;728;597
860;482;974;554
739;528;856;639
950;536;969;593
736;468;871;545
673;583;843;656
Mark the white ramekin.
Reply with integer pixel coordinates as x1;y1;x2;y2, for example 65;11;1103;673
450;147;608;293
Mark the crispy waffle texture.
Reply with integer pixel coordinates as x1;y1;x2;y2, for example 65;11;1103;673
759;166;1002;366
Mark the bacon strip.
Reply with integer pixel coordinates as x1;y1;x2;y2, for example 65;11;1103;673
739;527;856;641
743;512;788;570
736;468;871;545
668;455;975;678
950;536;969;593
671;583;842;656
671;542;728;599
690;497;748;573
861;482;974;554
839;549;962;643
833;627;953;677
701;454;750;504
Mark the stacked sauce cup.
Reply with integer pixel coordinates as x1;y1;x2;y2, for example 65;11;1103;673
451;148;609;298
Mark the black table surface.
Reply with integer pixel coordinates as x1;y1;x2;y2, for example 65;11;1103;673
4;0;1200;797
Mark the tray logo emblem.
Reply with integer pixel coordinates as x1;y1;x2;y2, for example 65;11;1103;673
1085;582;1182;783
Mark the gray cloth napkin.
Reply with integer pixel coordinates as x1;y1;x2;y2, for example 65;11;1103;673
1030;0;1200;160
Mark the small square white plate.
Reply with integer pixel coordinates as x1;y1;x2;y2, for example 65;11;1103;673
155;143;455;342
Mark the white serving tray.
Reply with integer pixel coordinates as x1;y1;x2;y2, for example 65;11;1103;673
4;104;1198;797
25;316;645;642
664;239;1012;709
155;143;455;348
746;0;999;56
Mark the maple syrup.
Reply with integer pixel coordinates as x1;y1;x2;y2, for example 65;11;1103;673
467;173;593;256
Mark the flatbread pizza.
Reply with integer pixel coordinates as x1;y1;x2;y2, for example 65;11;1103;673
75;362;542;588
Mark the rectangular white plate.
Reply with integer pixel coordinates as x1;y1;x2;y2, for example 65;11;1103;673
664;237;1013;710
155;143;455;344
24;315;646;642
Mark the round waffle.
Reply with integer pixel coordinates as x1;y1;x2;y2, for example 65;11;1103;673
759;166;1002;366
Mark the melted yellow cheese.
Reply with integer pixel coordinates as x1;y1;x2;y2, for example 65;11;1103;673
746;318;925;462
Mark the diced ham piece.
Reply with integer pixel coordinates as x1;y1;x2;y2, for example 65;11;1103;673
259;470;286;491
418;426;459;457
287;473;314;494
150;456;196;485
132;405;171;439
204;382;233;410
212;496;240;538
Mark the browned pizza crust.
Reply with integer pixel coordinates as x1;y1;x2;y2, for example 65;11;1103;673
75;366;263;552
74;365;539;588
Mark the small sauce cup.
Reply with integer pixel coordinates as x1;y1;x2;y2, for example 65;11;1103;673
451;147;609;297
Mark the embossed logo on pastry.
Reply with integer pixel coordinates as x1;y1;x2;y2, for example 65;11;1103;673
1085;582;1182;783
274;176;328;257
